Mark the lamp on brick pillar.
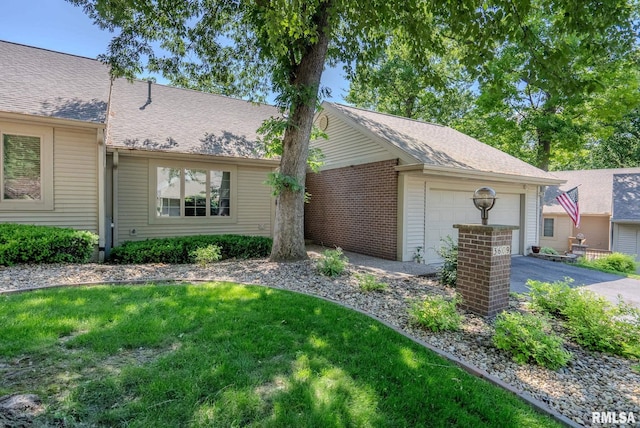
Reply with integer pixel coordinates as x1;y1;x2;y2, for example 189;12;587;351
472;187;497;225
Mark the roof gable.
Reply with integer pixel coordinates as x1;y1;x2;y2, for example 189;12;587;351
0;40;111;124
612;173;640;221
324;102;557;183
106;79;280;160
544;168;640;215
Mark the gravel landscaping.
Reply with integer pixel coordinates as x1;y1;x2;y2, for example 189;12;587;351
1;257;639;427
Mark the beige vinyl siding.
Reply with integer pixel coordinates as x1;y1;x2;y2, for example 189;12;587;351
523;186;540;254
401;176;527;263
114;154;273;245
236;167;273;232
0;126;99;233
115;156;148;242
403;176;426;262
577;215;610;250
311;112;393;170
613;224;640;261
540;214;574;253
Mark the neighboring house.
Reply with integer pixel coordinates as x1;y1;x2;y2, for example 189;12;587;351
0;40;279;260
611;173;640;260
0;40;111;255
306;103;563;264
541;168;640;256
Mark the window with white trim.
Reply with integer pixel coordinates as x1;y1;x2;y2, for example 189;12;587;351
155;166;232;218
0;122;53;211
3;134;41;200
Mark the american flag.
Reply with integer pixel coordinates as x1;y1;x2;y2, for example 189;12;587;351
556;186;580;227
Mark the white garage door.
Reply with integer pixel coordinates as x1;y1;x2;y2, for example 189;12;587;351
615;224;640;261
424;189;521;264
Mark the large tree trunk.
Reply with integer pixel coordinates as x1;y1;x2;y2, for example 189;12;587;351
535;127;552;172
270;3;332;262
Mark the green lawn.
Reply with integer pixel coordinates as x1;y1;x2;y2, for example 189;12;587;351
0;282;562;427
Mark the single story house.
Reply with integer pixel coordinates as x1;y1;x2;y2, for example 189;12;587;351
541;168;640;258
0;40;279;260
305;103;563;264
1;40;566;265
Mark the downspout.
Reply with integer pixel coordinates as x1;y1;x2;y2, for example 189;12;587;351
105;77;116;254
112;149;119;247
97;128;106;262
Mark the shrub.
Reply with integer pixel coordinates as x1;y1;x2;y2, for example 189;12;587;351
493;311;571;369
562;289;640;358
527;278;574;316
316;248;348;277
579;252;637;274
408;295;462;332
356;273;388;292
436;236;458;287
527;278;640;358
0;223;98;266
539;247;559;255
109;235;272;264
190;244;222;266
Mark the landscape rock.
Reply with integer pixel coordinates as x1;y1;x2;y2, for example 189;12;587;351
1;259;639;427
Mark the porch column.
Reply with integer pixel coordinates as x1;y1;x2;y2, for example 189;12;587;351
453;224;519;317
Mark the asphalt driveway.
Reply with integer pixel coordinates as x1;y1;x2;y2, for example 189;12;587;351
510;256;640;308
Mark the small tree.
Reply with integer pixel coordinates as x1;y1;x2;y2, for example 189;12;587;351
436;236;458;287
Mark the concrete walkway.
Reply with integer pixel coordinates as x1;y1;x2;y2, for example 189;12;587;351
308;246;640;308
307;245;437;278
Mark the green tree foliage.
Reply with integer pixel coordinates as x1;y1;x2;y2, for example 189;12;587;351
347;1;640;171
461;2;640;171
68;0;636;260
571;108;640;169
345;39;475;126
68;0;522;261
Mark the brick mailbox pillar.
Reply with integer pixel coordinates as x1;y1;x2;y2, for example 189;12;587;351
453;224;519;317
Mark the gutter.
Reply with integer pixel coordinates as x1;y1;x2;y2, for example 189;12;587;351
105;146;280;168
395;163;566;186
0;111;105;130
112;150;119;248
611;218;640;224
97;129;106;262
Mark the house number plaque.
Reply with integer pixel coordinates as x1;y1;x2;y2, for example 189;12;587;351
492;245;511;256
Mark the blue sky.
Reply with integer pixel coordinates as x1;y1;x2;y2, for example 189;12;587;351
0;0;348;103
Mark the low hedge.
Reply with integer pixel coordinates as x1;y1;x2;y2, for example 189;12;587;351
578;252;638;274
0;223;98;266
108;234;272;264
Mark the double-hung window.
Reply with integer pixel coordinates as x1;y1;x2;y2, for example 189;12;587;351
0;122;53;210
543;218;554;237
153;163;234;221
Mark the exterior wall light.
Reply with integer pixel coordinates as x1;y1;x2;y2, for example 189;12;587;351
473;187;497;225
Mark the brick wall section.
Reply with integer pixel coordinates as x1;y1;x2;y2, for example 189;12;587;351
305;159;398;260
454;225;519;317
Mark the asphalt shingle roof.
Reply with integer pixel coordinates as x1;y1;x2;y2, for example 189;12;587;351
543;168;640;215
106;79;280;159
326;103;557;182
612;173;640;221
0;40;280;160
0;40;111;123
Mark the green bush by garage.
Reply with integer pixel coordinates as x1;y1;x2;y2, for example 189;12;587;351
108;234;272;264
0;223;98;266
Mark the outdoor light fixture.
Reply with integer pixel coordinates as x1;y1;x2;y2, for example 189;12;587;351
473;187;497;225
